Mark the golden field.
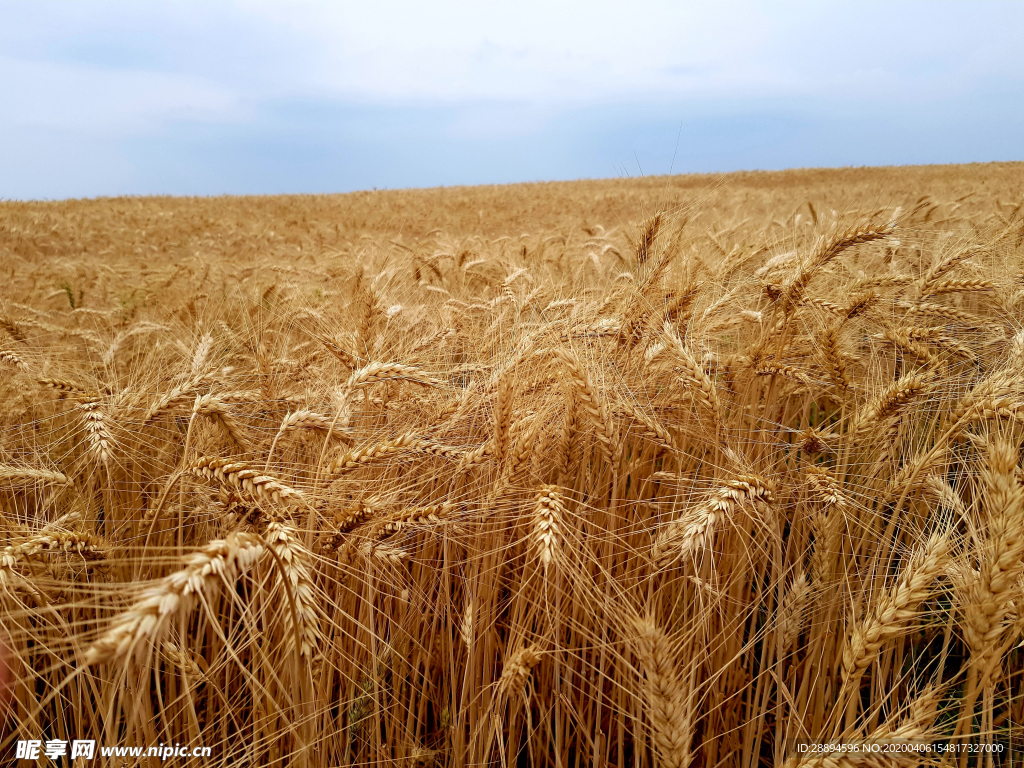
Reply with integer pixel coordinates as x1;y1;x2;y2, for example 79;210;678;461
1;162;1024;766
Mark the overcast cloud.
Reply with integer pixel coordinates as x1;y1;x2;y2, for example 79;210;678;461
1;1;1022;199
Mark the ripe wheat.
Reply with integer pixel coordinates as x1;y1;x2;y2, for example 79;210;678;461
2;163;1021;766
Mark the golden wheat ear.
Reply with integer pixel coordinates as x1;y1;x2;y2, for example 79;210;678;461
84;532;265;665
629;617;696;768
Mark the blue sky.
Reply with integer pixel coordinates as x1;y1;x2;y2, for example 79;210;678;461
2;1;1022;200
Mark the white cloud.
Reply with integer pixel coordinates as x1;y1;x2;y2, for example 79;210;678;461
234;0;1024;104
237;0;788;103
0;56;244;136
4;1;1023;132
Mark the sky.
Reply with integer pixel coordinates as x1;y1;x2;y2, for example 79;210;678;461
1;1;1022;200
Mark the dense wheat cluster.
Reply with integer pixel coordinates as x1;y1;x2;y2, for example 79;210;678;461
2;163;1024;766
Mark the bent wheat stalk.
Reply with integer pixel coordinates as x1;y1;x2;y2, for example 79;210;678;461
653;475;774;569
85;532;264;664
841;533;949;729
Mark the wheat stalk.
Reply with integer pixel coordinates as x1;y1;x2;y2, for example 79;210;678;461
634;213;662;266
189;333;215;378
849;373;928;434
192;393;248;448
497;645;542;701
329;432;431;474
841;533;949;690
806;467;846;583
0;465;69;485
265;522;320;657
615;400;677;452
820;326;851;391
961;438;1024;688
364;540;409;565
661;324;722;425
343;362;443;391
161;640;208;681
265;408;354;470
85;532;264;664
552;349;618;458
553;386;579;483
630;617;695;768
532;486;564;568
38;377;93;399
460;599;474;650
190;456;306;507
923;278;994;297
2;530;108;586
777;571;811;650
275;409;353;441
77;396;113;466
653;475;775;568
368;503;456;540
0;349;27;370
782;223;893;310
491;367;515;463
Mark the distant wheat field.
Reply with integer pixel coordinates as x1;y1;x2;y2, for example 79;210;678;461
2;162;1024;766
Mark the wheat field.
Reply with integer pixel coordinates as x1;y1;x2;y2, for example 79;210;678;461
2;162;1024;766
